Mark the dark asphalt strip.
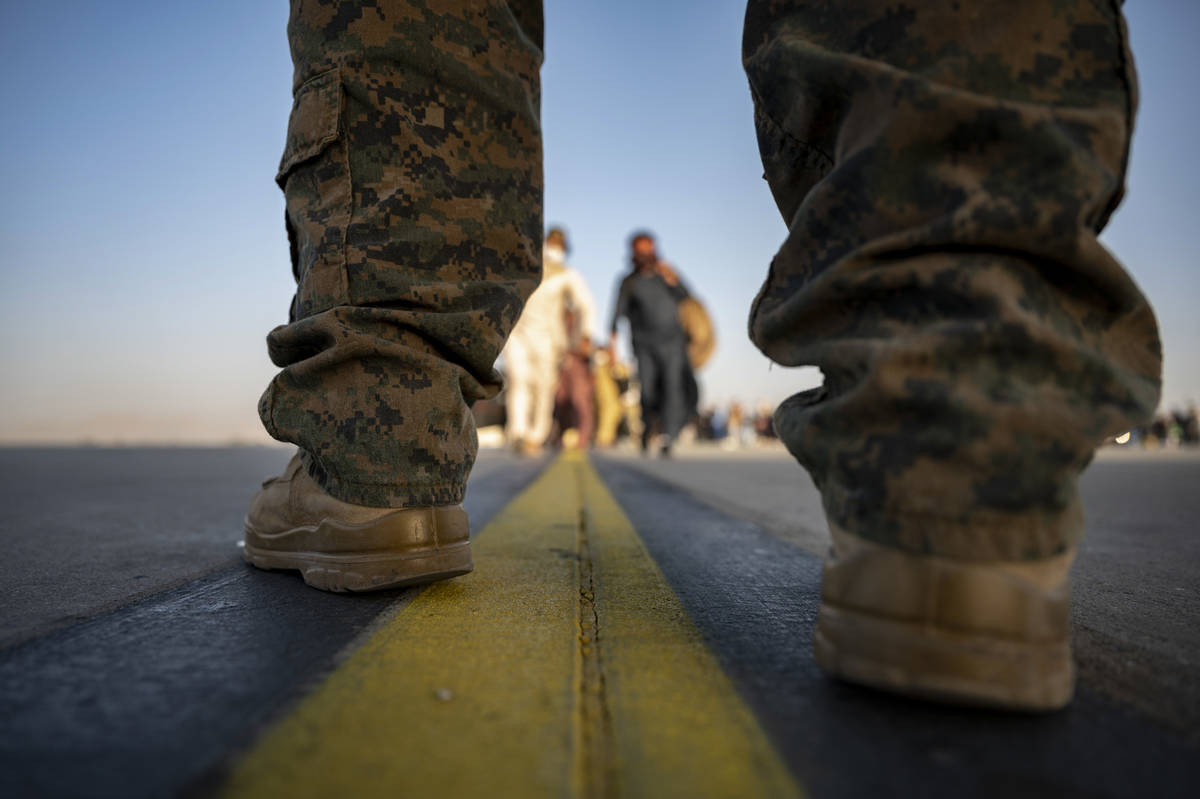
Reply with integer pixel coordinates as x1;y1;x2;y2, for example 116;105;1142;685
0;455;549;799
592;457;1199;799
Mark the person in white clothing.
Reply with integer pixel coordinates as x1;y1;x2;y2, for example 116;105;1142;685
503;227;596;454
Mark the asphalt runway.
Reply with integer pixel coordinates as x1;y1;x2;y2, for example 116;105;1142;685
597;447;1200;798
0;445;1196;797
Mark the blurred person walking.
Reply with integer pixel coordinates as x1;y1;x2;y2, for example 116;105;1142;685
503;227;596;455
551;342;595;449
608;231;698;457
591;346;626;448
550;290;597;449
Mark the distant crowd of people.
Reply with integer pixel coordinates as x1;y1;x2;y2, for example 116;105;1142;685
480;227;714;457
693;401;780;448
1119;405;1200;449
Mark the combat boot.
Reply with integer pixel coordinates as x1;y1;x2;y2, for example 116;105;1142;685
813;524;1075;711
243;452;473;592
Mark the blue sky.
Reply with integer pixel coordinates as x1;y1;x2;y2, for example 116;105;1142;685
0;0;1195;443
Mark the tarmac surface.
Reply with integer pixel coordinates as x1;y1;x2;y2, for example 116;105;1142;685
0;444;1197;798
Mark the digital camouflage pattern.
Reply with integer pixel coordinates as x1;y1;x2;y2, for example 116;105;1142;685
743;0;1161;560
261;0;1162;553
259;0;543;506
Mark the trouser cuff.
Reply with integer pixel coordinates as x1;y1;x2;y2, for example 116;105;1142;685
817;479;1083;563
300;449;467;508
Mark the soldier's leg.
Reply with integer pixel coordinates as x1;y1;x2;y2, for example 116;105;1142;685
245;0;544;591
262;0;542;505
743;0;1160;708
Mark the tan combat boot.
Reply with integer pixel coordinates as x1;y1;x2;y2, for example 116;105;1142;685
243;452;473;592
813;524;1075;711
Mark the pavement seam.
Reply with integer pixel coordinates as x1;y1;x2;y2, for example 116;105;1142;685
572;457;618;799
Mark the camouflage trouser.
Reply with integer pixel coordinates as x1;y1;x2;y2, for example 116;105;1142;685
260;0;543;507
262;0;1162;557
744;0;1161;559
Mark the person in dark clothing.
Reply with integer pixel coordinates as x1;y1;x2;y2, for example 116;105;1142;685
608;232;698;457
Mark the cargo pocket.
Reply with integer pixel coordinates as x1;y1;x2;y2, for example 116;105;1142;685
276;67;351;319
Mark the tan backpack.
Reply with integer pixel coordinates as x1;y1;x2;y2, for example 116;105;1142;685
678;296;715;369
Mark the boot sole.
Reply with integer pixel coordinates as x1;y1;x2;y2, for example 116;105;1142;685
243;539;473;592
813;602;1074;711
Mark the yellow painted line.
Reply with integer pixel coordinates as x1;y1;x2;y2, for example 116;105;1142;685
223;451;803;799
574;456;800;798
